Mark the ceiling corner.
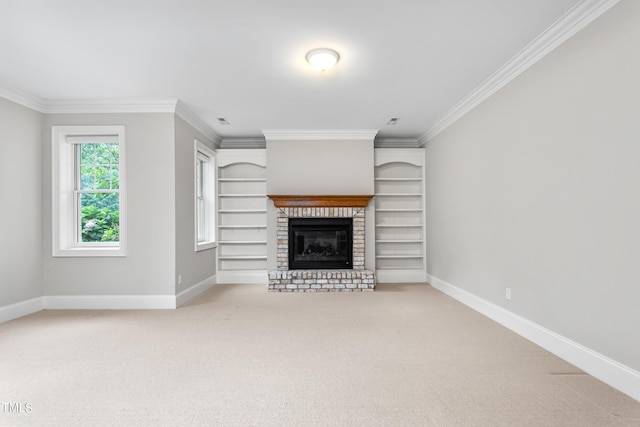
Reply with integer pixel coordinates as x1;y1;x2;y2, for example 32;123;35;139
0;80;46;113
175;101;221;147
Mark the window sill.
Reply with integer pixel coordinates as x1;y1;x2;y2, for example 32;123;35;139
53;246;126;258
196;241;217;252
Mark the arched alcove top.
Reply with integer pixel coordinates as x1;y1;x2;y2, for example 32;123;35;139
374;148;424;167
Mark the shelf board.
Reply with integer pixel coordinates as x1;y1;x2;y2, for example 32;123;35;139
218;255;268;260
376;240;424;243
375;209;423;212
219;240;267;244
375;193;423;197
218;178;266;182
219;194;266;197
374;178;422;182
218;225;267;229
218;210;267;213
375;255;424;259
375;224;423;228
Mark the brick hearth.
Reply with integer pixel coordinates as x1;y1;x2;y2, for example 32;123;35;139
268;270;375;292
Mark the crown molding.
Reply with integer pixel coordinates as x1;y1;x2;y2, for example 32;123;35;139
220;137;266;149
174;101;221;147
0;81;46;112
262;129;378;141
374;137;419;148
419;0;622;145
0;86;221;146
45;98;221;146
42;98;179;114
0;83;180;115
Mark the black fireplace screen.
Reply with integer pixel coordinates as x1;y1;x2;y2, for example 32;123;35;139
288;218;353;270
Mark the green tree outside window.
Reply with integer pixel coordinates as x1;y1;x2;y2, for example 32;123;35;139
78;143;120;242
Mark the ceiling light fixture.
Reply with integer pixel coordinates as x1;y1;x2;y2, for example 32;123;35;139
305;48;340;72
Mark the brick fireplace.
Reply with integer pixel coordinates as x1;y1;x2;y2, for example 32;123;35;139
267;195;375;292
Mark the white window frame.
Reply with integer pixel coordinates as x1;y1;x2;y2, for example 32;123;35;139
52;125;127;257
194;140;216;251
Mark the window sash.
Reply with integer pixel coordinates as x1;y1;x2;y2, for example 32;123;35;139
197;198;206;242
73;143;120;246
195;140;216;251
196;156;208;242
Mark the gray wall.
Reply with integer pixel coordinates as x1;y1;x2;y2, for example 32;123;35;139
174;116;216;294
425;0;640;371
42;113;177;296
0;98;43;306
266;139;374;195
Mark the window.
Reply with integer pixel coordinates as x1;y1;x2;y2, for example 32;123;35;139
195;140;216;251
52;126;126;257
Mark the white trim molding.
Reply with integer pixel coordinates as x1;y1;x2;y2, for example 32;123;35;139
51;125;127;257
0;81;45;112
374;148;425;167
262;129;378;141
176;275;217;307
217;270;268;285
43;98;178;114
175;100;222;146
1;279;218;322
419;0;622;145
220;138;266;149
374;137;419;149
194;140;217;252
427;274;640;403
42;295;177;310
0;297;44;324
376;270;427;284
45;98;221;146
0;87;221;146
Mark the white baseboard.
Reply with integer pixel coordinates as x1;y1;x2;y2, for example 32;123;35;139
1;277;219;320
43;294;176;310
0;297;44;323
1;295;176;322
427;274;640;402
176;274;216;307
376;269;428;283
217;270;268;285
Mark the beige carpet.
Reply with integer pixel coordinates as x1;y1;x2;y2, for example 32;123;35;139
1;283;638;426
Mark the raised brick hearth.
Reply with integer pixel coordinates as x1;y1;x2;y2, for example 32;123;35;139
268;270;375;291
267;196;375;292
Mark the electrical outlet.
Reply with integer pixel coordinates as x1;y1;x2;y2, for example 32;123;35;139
505;288;511;301
178;274;183;285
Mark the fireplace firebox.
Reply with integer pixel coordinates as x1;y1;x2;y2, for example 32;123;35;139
288;218;353;270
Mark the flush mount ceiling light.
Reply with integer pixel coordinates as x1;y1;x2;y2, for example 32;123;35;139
305;48;340;72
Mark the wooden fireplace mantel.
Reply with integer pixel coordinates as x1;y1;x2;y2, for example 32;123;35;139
267;195;374;208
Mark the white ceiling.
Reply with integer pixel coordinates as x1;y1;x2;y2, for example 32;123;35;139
1;0;584;142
